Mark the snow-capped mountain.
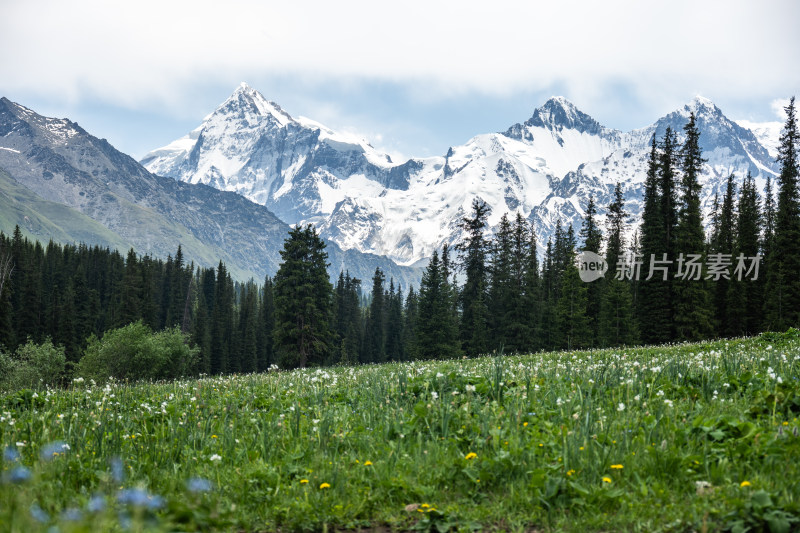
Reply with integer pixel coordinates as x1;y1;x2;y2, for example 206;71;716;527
736;119;782;159
143;85;780;266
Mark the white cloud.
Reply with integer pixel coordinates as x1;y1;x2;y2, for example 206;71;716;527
771;98;791;120
1;0;798;117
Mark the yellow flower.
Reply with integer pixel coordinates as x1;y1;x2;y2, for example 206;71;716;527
610;464;623;469
602;477;612;483
364;461;373;466
579;446;584;451
300;479;309;484
567;469;575;476
319;482;331;489
421;504;430;509
465;452;477;460
523;422;528;427
740;481;752;488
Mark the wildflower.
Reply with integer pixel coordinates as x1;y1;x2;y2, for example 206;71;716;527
117;488;164;509
300;479;309;484
187;477;213;493
663;399;673;407
610;464;623;470
602;477;612;483
40;441;69;461
87;494;106;513
464;452;477;460
211;435;218;439
567;469;575;476
3;447;20;462
617;403;625;412
319;482;331;489
6;466;32;484
523;422;528;427
209;454;222;462
364;461;373;466
740;481;752;488
29;502;49;523
110;457;125;483
61;508;83;522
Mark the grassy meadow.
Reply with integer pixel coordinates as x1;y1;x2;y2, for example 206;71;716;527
1;331;800;532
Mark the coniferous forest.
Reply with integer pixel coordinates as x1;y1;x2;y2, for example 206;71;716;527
0;101;799;381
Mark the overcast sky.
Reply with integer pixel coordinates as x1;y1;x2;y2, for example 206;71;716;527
1;0;798;161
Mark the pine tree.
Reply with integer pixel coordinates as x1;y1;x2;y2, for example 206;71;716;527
458;199;491;356
539;238;557;350
765;96;800;329
638;136;672;343
599;183;638;346
385;280;404;361
416;250;461;360
728;172;762;335
556;227;589;349
402;287;419;361
363;268;386;363
674;113;713;341
579;194;603;345
488;213;514;351
711;174;736;335
273;225;334;369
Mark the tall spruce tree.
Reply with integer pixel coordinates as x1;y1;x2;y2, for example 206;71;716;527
674;113;713;341
488;213;514;351
416;249;461;359
710;174;737;335
556;226;589;349
273;225;334;369
728;172;762;335
363;268;386;363
599;183;638;346
638;136;672;343
579;194;603;345
765;96;800;329
458;199;491;356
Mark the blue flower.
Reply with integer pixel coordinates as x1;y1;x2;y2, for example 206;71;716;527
87;494;106;513
117;488;164;510
186;477;213;493
29;502;49;523
6;466;32;484
61;508;83;522
3;446;20;462
40;441;70;461
110;457;125;483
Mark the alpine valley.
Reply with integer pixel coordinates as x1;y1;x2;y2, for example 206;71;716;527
143;83;781;267
0;97;421;288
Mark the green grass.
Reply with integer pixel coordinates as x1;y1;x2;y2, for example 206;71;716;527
2;331;800;532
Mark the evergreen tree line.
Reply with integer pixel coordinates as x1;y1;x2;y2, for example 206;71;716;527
0;99;798;375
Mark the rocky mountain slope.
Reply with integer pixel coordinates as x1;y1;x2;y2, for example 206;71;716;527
0;97;421;287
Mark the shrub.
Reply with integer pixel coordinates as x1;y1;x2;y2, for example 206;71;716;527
0;339;66;390
76;321;199;383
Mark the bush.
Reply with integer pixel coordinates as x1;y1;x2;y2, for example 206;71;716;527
0;339;66;390
76;321;199;383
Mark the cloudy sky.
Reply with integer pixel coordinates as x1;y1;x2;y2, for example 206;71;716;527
1;0;798;161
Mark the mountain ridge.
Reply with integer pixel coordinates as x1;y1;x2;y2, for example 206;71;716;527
0;96;422;288
142;84;782;265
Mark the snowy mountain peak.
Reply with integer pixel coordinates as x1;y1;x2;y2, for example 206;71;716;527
525;96;605;135
215;82;294;127
142;87;780;268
